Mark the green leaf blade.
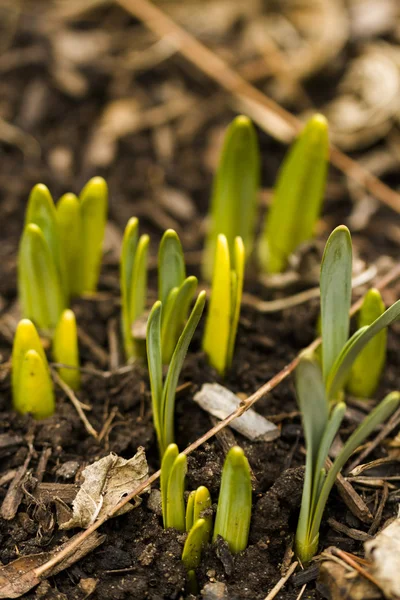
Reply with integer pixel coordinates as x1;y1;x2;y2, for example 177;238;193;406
158;229;185;305
146;301;163;452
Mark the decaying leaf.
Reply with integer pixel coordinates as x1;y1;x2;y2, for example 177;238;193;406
61;447;149;530
365;517;400;600
194;383;280;442
0;531;105;599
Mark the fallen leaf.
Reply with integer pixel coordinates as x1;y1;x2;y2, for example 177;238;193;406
60;447;149;529
365;517;400;600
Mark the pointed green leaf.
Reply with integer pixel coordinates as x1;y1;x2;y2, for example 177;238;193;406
162;291;206;451
18;223;65;332
146;301;163;451
166;452;187;531
12;319;47;405
26;184;61;274
53;309;80;391
15;349;55;419
259;114;329;274
227;236;245;370
347;289;386;398
203;115;259;280
161;443;179;528
158;229;185;305
327;299;400;401
182;518;206;571
186;490;196;533
193;486;212;542
320;225;352;382
161;276;198;365
79;176;108;292
57;193;82;299
213;446;252;554
121;218;139;353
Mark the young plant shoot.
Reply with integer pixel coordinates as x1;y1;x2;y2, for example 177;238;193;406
158;229;198;365
295;224;400;564
161;444;187;531
213;446;252;554
56;193;83;298
203;235;244;375
120;217;149;361
147;291;206;456
347;288;386;398
202;115;260;281
12;319;55;419
258;114;329;274
295;352;400;564
53;309;81;391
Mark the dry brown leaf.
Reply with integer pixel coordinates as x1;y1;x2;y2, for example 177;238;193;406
60;447;149;530
365;517;400;600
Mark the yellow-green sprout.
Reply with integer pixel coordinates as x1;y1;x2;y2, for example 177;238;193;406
203;235;245;375
12;319;55;418
202;115;260;281
120;217;149;361
258;114;329;274
79;177;108;293
161;444;187;531
213;446;252;554
18;223;65;332
53;309;81;391
56;193;83;299
347;289;386;398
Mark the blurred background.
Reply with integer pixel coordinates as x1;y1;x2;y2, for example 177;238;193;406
1;0;400;298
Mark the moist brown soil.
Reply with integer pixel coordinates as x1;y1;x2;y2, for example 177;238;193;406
1;2;400;599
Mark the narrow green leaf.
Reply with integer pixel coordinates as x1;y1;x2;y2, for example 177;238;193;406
161;443;179;528
186;490;196;533
226;236;245;370
146;301;163;452
162;291;206;451
203;235;231;375
161;276;198;365
182;518;206;571
53;309;80;391
166;452;187;531
327;299;400;401
124;233;149;360
203;115;260;281
26;184;61;276
121;218;139;356
213;446;252;554
57;193;82;299
15;349;55;419
79;176;108;293
310;392;400;545
259;114;329;274
347;289;386;398
18;223;65;332
193;486;212;542
320;225;352;382
158;229;185;305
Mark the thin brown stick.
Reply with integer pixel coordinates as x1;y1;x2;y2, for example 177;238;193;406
116;0;400;214
52;369;98;439
330;548;381;590
32;263;400;581
264;561;298;600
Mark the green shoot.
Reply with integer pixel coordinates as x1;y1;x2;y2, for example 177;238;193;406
186;486;212;538
161;444;187;531
56;193;82;299
183;486;212;583
53;309;81;391
120;217;149;361
347;289;386;398
182;518;207;571
203;235;245;375
213;446;252;554
79;177;108;293
294;351;400;564
158;229;185;305
12;319;55;419
202;115;260;281
147;291;206;456
258;114;329;274
18;223;65;332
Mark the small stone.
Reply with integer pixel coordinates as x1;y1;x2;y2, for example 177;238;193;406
201;581;229;600
147;489;162;516
56;461;80;480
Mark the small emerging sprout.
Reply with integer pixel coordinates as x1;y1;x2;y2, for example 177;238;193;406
347;288;386;398
203;115;260;281
161;444;187;531
213;446;252;554
12;319;55;419
258;114;329;274
53;309;81;391
147;291;206;456
56;193;83;299
158;230;198;365
18;223;65;332
120;217;149;361
203;235;244;375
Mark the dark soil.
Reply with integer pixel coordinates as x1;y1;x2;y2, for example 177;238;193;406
0;2;400;599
